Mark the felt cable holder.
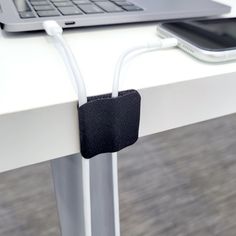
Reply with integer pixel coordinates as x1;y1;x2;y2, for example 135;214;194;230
78;89;141;159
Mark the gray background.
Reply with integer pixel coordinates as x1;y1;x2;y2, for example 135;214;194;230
1;114;236;236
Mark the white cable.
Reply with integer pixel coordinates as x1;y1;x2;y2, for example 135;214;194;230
111;37;178;236
44;20;178;236
43;20;87;105
112;38;178;97
111;152;120;236
43;20;91;236
81;158;92;236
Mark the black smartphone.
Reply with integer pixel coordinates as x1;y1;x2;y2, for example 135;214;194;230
157;18;236;62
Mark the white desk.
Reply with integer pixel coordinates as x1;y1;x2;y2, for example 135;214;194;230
0;0;235;173
0;0;236;235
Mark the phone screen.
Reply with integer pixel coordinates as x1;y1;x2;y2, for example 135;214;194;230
161;18;236;51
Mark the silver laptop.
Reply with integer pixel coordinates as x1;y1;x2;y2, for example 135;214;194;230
0;0;231;32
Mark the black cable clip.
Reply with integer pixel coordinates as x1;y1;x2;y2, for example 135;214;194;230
78;89;141;159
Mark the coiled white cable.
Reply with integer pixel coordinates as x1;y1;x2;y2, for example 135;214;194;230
43;20;178;236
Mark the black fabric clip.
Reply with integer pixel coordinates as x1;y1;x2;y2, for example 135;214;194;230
78;89;141;159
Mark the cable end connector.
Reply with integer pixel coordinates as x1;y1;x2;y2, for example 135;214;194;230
146;38;178;49
160;38;178;48
43;20;63;36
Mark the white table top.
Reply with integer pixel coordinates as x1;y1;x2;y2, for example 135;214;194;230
0;0;236;172
0;0;235;115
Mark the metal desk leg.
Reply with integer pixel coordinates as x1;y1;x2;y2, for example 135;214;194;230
51;153;116;236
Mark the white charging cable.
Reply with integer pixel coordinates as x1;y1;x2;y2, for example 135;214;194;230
111;37;178;236
43;20;178;236
43;21;91;236
113;38;178;97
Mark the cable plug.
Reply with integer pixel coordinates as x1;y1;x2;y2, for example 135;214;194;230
160;38;178;48
146;38;178;49
43;20;63;36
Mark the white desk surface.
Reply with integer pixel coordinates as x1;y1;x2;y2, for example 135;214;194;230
0;0;236;172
